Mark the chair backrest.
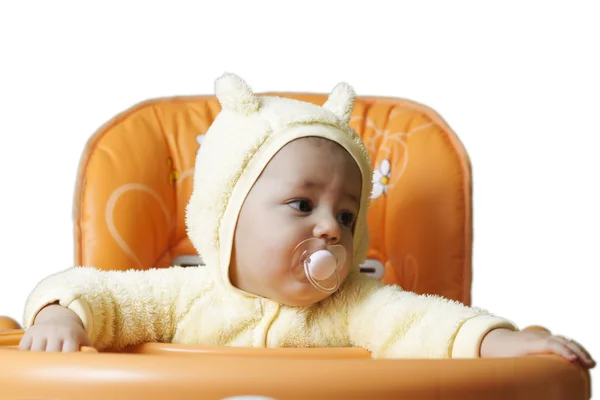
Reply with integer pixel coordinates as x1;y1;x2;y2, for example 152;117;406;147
72;94;473;305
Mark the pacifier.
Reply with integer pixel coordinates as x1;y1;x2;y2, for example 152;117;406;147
291;238;346;294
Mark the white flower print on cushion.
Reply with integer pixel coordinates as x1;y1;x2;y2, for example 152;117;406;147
371;159;391;199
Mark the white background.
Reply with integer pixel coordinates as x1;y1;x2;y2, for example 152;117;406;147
1;0;598;394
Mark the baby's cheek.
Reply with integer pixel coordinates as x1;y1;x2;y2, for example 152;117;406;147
261;241;292;270
340;241;354;278
343;254;353;276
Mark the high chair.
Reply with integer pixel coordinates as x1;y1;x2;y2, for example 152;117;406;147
0;93;591;399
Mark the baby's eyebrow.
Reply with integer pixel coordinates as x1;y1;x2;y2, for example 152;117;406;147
299;180;322;190
345;192;360;208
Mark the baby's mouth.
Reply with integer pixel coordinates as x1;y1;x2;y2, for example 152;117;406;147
290;238;346;294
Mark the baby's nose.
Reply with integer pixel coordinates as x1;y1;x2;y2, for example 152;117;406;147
313;214;341;244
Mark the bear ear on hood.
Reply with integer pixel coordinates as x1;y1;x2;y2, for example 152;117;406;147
215;72;261;115
322;82;356;124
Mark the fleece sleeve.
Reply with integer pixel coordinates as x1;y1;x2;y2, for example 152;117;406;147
342;274;517;359
22;266;206;351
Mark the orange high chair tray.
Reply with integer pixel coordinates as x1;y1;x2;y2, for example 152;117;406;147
0;94;591;399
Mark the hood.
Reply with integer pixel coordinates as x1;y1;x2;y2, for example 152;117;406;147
185;73;373;291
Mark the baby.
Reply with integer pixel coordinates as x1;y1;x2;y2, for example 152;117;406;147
19;73;595;367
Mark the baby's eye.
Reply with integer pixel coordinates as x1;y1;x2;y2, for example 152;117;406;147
288;200;313;213
337;211;356;227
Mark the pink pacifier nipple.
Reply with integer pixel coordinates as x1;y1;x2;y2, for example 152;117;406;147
291;238;346;294
306;250;337;281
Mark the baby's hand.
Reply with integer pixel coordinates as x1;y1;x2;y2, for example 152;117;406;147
18;304;91;352
480;328;595;368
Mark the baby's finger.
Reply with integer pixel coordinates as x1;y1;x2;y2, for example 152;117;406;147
17;333;33;351
557;337;596;367
62;339;79;353
30;337;48;352
45;338;63;352
78;333;91;347
544;338;576;362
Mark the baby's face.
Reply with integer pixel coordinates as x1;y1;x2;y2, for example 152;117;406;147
230;137;362;306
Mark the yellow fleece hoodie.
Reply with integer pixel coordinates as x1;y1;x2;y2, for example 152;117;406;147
22;73;517;358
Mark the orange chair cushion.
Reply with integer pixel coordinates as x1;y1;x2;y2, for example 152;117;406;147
73;94;472;305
